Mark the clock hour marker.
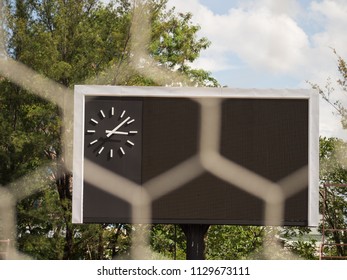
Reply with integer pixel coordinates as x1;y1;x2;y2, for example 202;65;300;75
120;110;126;119
91;118;98;124
127;119;135;125
98;146;104;154
100;110;105;118
87;130;95;133
120;147;125;155
129;131;138;134
90;139;98;145
111;107;115;116
127;140;134;146
110;149;113;158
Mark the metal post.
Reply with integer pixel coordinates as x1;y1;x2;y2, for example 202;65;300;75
180;224;209;260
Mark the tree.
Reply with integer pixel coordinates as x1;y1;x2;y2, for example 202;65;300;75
276;137;347;260
150;224;186;259
1;0;218;259
149;6;219;87
309;49;347;129
318;137;347;258
309;50;347;259
206;225;264;260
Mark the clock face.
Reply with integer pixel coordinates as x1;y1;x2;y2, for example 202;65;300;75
87;107;137;158
84;97;142;163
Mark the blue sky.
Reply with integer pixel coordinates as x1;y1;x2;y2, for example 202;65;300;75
168;0;347;140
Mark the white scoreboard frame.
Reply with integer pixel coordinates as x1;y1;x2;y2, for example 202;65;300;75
73;86;319;226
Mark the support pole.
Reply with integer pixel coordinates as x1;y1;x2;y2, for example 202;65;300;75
180;224;210;260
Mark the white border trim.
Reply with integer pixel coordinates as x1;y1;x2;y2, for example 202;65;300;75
76;85;313;99
72;85;319;226
308;92;320;226
72;89;85;223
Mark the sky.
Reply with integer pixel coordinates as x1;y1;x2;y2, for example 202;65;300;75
167;0;347;140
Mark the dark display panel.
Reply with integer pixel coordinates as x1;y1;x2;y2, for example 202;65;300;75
82;97;309;225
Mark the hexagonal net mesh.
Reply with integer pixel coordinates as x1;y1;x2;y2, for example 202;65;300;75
0;1;319;260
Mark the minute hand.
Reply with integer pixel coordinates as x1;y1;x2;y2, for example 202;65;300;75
106;117;130;138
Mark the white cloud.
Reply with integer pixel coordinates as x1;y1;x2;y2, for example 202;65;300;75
222;8;309;73
169;0;310;74
310;0;347;57
237;0;302;18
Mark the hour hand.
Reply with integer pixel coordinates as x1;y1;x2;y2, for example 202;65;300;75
105;130;129;135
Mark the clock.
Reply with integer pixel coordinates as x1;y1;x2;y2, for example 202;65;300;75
86;106;138;158
83;96;142;183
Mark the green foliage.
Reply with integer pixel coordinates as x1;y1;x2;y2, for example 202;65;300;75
320;137;347;184
206;225;264;260
280;138;347;260
319;137;347;258
289;240;318;259
309;51;347;259
16;188;65;259
0;81;60;185
149;6;218;86
150;224;186;259
280;227;318;260
150;8;208;69
7;0;129;85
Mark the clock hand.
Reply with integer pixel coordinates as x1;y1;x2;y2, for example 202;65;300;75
105;130;129;135
106;117;130;137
